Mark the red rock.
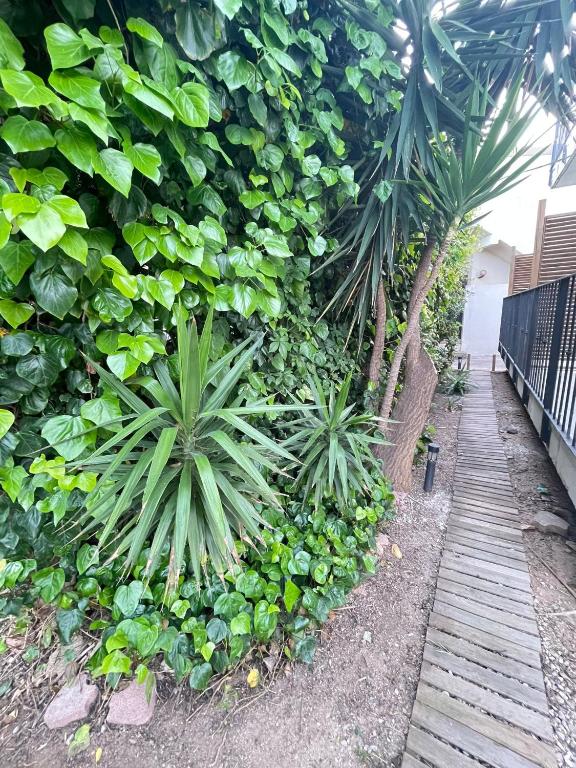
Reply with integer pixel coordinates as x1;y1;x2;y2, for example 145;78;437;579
106;679;156;726
43;674;99;729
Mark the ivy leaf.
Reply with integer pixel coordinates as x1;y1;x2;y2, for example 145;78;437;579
181;155;206;187
0;116;55;152
175;4;225;61
247;93;267;127
0;69;58;108
229;612;251;635
0;299;35;328
253;600;279;641
283;580;302;612
101;649;131;675
113;581;144;617
32;567;65;603
123;142;162;183
107;350;140;380
41;415;96;460
47;196;88;227
92;287;133;322
216;51;252;90
230;283;257;317
58;229;88;264
0;409;14;440
30;271;78;318
55;124;97;175
15;354;60;387
0;241;36;285
213;0;242;20
56;607;84;644
93;149;133;198
44;24;91;69
239;190;267;209
48;71;105;111
172;83;210;127
126;17;164;47
189;662;213;691
0;18;25;70
206;617;228;643
18;205;66;252
76;543;99;575
145;274;176;309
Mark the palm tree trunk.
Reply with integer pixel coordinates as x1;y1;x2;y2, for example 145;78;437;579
367;278;386;390
377;229;454;424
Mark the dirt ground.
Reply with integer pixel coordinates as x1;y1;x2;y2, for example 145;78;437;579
1;393;460;768
492;372;576;768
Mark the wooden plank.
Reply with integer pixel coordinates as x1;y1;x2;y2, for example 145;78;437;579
426;628;545;690
439;559;530;593
444;541;529;571
436;576;535;618
441;553;531;588
422;644;550;718
453;486;516;503
454;472;511;487
452;496;520;515
406;726;484;768
451;504;521;524
420;662;552;742
438;567;532;604
435;590;538;635
445;524;524;551
445;532;527;562
412;696;546;768
442;549;530;578
433;601;541;651
448;516;523;543
428;613;542;667
453;486;517;504
416;685;557;768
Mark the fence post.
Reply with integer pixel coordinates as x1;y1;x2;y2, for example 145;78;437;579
522;289;538;405
540;277;569;444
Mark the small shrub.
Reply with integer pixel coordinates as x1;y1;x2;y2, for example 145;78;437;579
440;369;472;396
282;373;387;509
62;309;295;592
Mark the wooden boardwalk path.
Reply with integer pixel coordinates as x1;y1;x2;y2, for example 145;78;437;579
402;372;558;768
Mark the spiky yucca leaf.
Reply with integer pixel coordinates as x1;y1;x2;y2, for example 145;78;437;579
282;373;387;509
73;309;296;592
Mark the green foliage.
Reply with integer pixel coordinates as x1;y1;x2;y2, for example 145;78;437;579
440;369;472;397
1;479;395;683
283;374;386;509
62;310;295;591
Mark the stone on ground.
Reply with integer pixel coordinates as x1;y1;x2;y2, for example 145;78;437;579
106;679;156;726
43;673;99;729
534;510;570;537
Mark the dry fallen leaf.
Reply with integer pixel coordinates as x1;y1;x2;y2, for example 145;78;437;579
246;668;260;688
391;543;402;559
95;746;103;764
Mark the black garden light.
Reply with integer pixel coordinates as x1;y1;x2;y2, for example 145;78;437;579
423;443;440;492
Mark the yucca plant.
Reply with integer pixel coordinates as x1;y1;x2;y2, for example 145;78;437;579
73;309;296;592
440;369;473;397
282;373;387;510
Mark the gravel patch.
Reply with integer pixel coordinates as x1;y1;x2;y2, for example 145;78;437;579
1;393;461;768
492;372;576;768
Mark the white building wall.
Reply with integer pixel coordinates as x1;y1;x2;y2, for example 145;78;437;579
461;248;511;355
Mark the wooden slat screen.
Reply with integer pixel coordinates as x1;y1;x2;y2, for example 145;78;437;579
538;211;576;285
511;253;533;294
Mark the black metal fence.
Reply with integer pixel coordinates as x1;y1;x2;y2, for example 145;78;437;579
499;274;576;448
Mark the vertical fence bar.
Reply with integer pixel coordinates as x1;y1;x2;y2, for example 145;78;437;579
541;277;570;444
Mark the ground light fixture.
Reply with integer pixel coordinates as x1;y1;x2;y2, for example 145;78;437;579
423;443;440;492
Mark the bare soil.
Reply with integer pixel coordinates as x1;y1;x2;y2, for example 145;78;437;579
1;393;460;768
492;372;576;768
